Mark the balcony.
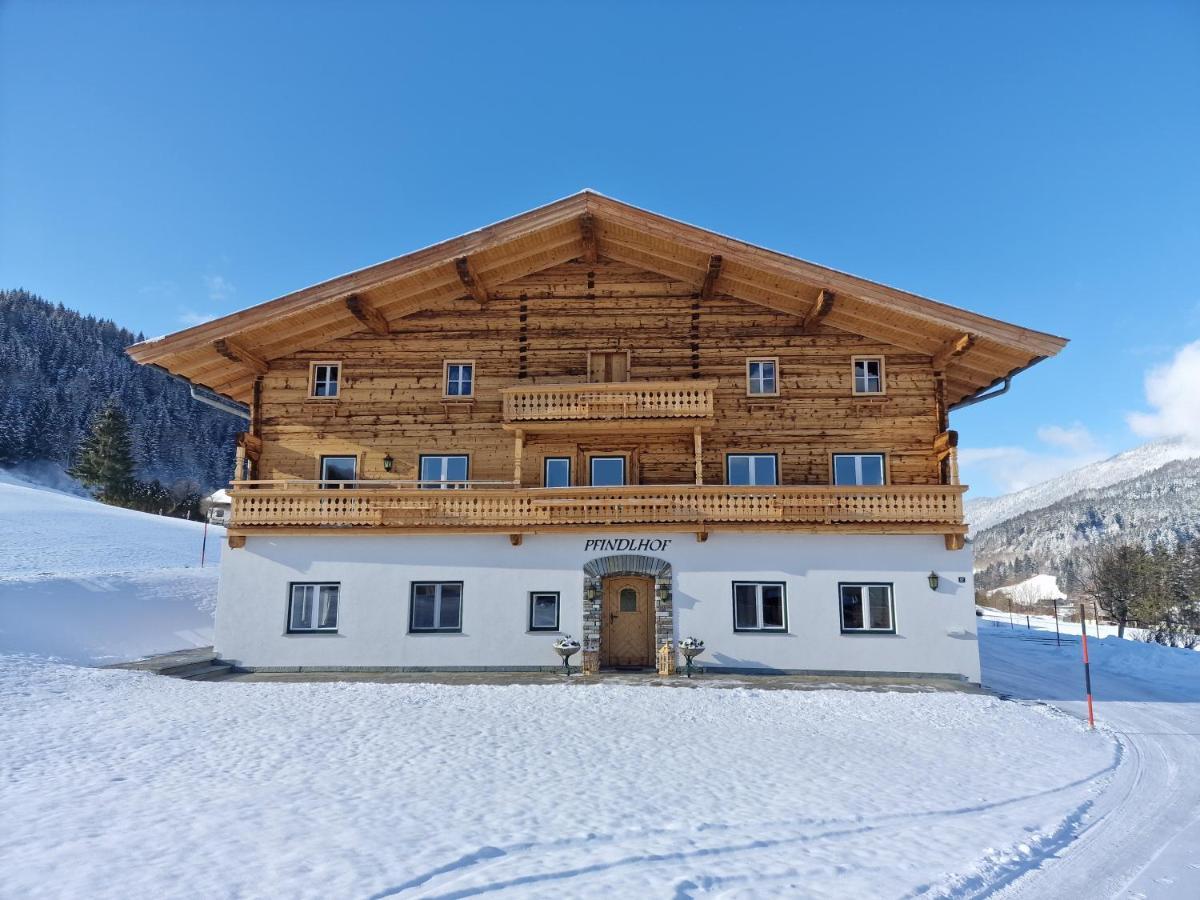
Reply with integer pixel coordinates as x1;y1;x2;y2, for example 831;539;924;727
227;482;968;548
500;380;716;431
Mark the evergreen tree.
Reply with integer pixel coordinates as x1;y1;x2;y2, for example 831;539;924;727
70;404;136;502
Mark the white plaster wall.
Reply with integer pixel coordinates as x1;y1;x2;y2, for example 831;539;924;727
214;532;979;681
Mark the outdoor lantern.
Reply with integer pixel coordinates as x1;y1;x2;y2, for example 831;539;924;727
382;453;394;473
928;571;940;591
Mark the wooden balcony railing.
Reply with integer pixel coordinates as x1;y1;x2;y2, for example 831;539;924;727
501;380;717;424
228;481;966;541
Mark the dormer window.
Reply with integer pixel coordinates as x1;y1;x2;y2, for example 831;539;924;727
443;360;474;398
309;362;340;398
746;357;778;396
853;357;884;395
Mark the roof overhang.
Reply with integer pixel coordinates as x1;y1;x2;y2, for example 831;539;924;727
127;190;1068;405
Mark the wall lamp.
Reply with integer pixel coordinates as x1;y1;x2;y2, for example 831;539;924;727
927;571;940;591
382;453;394;473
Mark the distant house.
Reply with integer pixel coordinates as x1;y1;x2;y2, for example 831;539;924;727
128;191;1067;681
201;489;231;526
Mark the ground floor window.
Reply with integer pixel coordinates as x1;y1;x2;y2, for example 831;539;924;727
529;591;560;631
410;582;463;632
840;583;895;633
732;582;787;632
287;583;340;633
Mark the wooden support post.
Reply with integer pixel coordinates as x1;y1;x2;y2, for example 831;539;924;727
513;429;524;486
233;445;246;482
948;446;960;486
345;294;390;335
454;256;489;306
213;338;268;375
693;426;704;485
804;289;834;331
579;213;598;264
699;254;722;300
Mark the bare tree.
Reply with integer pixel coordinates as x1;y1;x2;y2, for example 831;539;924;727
1078;543;1153;639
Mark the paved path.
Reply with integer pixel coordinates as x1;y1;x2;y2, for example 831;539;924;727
981;620;1200;899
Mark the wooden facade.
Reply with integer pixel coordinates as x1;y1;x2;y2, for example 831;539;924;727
127;192;1066;549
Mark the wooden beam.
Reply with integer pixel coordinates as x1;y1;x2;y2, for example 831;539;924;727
513;429;524;487
932;333;976;372
212;338;268;375
944;533;966;551
237;432;263;462
804;290;834;331
228;534;247;549
579;213;598;264
454;256;489;306
699;254;722;300
693;426;704;485
509;533;523;547
932;429;958;458
344;294;390;335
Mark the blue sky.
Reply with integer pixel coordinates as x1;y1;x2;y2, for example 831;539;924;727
3;1;1198;497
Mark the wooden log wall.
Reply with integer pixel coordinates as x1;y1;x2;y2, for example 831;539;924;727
256;260;942;486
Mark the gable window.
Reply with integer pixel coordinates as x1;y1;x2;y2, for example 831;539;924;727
726;454;778;486
543;457;571;488
320;455;357;488
746;358;778;396
309;362;341;398
529;592;560;631
733;582;787;632
288;583;340;633
443;361;474;398
853;357;884;395
419;454;469;488
840;583;895;633
410;582;463;632
589;455;626;487
832;453;885;486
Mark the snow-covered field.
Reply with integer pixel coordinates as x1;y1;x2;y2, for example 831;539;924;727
0;471;219;662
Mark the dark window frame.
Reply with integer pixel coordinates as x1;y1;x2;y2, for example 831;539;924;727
528;591;561;632
543;456;572;488
319;454;358;488
731;581;789;633
418;454;471;489
725;452;780;486
409;581;465;633
286;581;341;634
838;581;897;635
588;454;627;487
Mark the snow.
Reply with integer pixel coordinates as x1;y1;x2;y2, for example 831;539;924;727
966;436;1200;533
987;574;1066;605
0;657;1118;899
0;474;218;662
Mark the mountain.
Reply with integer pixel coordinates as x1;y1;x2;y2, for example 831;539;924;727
972;451;1200;592
966;437;1200;533
0;289;239;491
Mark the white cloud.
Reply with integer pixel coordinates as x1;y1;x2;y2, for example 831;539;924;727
1127;339;1200;445
204;274;235;302
958;442;1109;494
179;310;217;327
1035;422;1098;454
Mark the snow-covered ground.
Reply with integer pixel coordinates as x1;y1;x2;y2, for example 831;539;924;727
980;609;1200;898
987;573;1067;606
0;471;219;662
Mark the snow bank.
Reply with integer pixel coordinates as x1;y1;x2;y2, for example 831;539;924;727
0;477;218;662
988;573;1067;605
0;657;1115;899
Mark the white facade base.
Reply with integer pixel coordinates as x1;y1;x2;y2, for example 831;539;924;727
214;532;980;683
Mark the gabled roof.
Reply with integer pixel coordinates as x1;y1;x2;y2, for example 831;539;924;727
127;190;1067;405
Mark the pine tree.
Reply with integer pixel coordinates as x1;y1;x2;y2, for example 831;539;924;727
70;404;136;503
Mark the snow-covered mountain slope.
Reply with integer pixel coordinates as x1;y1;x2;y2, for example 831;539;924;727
987;574;1066;605
966;437;1200;533
0;471;219;662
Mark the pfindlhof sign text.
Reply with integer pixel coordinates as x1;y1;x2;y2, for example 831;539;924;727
583;538;672;553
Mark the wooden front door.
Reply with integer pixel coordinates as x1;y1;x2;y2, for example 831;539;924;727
600;575;654;668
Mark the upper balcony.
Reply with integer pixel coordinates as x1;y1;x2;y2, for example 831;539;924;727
501;380;717;431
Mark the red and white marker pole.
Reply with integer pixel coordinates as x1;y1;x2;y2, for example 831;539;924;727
1079;603;1096;729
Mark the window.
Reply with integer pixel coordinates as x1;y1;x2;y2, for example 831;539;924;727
832;453;885;486
840;583;895;633
589;455;626;486
853;357;884;395
746;358;778;396
410;582;463;632
619;588;638;612
288;583;339;633
443;361;474;398
726;454;778;486
419;454;469;488
529;592;560;631
588;350;629;383
309;362;340;398
733;582;787;632
543;457;571;488
320;455;357;488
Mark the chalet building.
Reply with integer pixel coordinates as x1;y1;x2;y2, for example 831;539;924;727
129;192;1066;681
